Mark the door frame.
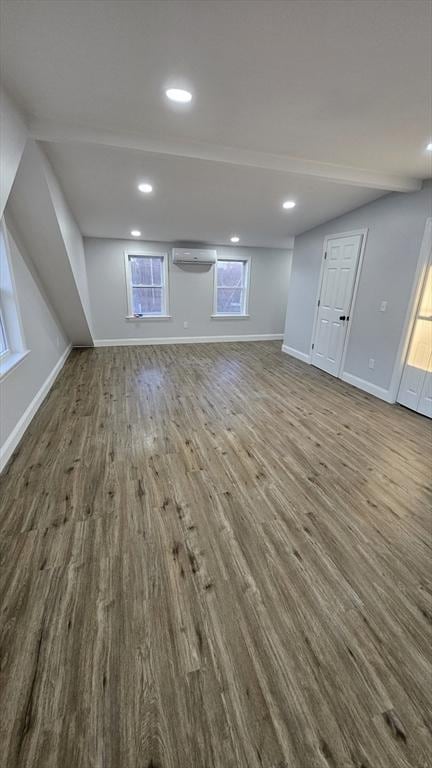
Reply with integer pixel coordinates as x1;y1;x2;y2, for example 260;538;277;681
310;228;368;378
390;217;432;403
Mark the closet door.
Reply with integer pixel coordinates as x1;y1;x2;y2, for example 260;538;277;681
311;234;362;377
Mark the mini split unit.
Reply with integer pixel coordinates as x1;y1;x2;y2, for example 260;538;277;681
172;248;217;265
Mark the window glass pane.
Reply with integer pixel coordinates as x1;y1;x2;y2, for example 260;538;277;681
217;260;244;288
217;287;243;314
132;287;163;315
130;256;162;286
0;317;7;355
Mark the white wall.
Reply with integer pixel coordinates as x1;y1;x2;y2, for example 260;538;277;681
85;238;292;343
0;87;28;219
7;140;93;346
42;147;92;325
0;90;92;345
0;216;70;469
283;182;432;395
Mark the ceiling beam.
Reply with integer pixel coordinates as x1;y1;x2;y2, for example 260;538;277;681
30;119;422;194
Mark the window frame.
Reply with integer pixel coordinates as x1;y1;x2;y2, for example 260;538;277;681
0;219;29;380
212;255;251;318
0;306;9;359
124;250;170;319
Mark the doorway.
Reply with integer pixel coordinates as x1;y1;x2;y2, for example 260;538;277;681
311;231;365;377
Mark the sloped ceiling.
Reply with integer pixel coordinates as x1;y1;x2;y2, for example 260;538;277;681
7;141;93;346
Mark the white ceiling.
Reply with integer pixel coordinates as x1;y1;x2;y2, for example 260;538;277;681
2;0;431;246
41;141;386;246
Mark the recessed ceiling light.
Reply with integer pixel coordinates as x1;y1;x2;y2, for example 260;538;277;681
130;230;141;237
282;200;296;210
138;182;153;194
230;235;240;243
166;88;193;103
427;143;432;152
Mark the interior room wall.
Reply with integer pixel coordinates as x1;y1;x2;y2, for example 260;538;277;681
283;181;432;397
42;146;93;327
0;87;28;219
0;215;70;470
84;238;292;344
0;93;92;334
7;140;93;346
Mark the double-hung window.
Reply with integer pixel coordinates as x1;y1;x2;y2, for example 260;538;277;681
213;258;250;316
125;253;169;317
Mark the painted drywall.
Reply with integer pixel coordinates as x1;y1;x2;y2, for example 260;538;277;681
85;238;292;342
7;140;93;346
283;181;432;393
0;216;69;456
41;144;93;325
0;88;28;219
0;90;91;327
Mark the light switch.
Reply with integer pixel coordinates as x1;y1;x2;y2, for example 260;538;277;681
380;301;388;312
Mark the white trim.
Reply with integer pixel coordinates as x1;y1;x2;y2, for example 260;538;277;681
0;305;8;356
0;344;72;473
281;344;311;364
389;217;432;403
124;249;170;317
213;254;251;317
341;372;393;403
310;228;368;377
0;349;30;381
93;334;283;347
0;220;27;354
125;314;172;321
211;314;250;320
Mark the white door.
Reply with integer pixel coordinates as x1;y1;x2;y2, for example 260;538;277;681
398;263;432;418
311;234;363;377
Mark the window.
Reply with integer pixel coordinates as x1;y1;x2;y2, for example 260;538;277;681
125;253;169;317
0;309;8;357
213;258;250;316
0;220;28;379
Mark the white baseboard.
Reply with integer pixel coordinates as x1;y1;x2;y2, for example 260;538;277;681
341;371;393;403
93;334;283;347
0;344;72;473
281;348;394;405
281;344;311;364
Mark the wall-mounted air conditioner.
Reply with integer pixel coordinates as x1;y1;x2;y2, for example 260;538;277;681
172;248;217;265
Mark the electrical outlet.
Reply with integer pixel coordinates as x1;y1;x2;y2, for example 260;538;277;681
368;358;375;369
183;321;189;329
380;301;388;312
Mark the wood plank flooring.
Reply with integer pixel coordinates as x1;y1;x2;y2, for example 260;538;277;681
1;341;431;768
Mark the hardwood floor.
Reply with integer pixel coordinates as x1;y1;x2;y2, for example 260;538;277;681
1;341;431;768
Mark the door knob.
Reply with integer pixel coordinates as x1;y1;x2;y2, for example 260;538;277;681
339;315;346;321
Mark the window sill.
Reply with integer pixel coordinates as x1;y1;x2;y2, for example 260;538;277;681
211;314;250;320
0;349;30;381
125;315;172;321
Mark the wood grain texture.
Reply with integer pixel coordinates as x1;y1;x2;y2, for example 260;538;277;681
0;341;431;768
